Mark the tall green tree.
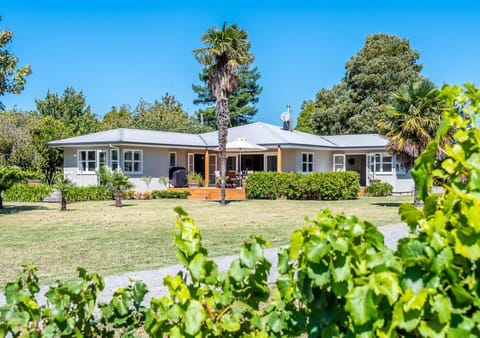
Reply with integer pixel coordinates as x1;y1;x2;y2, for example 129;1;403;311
0;166;26;209
194;23;254;205
29;115;73;184
378;79;447;204
132;94;210;133
0;16;32;110
35;87;100;135
296;88;337;134
100;104;133;130
309;34;423;135
192;66;262;128
0;110;39;169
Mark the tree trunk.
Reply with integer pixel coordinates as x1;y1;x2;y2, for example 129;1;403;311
216;98;229;206
0;194;3;209
115;188;122;207
60;196;67;211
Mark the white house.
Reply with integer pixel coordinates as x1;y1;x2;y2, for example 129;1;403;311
47;122;414;193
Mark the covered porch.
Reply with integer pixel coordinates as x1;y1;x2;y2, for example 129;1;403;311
186;146;283;187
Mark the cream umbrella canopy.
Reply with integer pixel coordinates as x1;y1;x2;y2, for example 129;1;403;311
221;137;267;174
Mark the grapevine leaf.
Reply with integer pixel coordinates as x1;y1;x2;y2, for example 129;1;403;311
452;228;480;260
401;266;424;294
289;231;304;260
240;241;263;269
399;203;423;232
431;294;451;324
418;319;447;338
431;248;453;275
184;300;206;335
346;285;376;325
189;253;207;281
331;255;351;282
305;238;329;263
229;259;250;281
371;272;401;304
220;314;241;332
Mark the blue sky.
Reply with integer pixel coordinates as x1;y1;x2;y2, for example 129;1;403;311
2;1;479;125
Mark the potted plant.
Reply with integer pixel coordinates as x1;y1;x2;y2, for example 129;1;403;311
187;172;204;188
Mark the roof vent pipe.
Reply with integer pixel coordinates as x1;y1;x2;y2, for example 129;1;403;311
280;105;293;131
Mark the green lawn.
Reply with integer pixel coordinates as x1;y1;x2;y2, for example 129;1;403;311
0;196;411;286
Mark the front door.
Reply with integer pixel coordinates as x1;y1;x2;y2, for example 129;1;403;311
346;154;367;186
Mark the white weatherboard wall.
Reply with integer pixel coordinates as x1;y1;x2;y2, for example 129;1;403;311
281;149;297;172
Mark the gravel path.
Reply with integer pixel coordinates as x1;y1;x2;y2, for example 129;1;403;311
0;223;408;307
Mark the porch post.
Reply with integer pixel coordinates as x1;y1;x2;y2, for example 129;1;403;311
277;145;283;172
204;149;209;187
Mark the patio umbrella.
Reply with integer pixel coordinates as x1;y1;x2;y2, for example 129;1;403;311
222;137;267;173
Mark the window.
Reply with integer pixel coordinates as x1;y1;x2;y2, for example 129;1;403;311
99;151;107;168
123;150;143;173
301;152;314;173
266;155;277;172
333;154;346;172
110;149;119;171
78;150;97;172
368;153;393;174
227;156;237;172
169;152;177;167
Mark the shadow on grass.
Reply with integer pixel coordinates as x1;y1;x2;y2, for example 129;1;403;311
0;204;50;215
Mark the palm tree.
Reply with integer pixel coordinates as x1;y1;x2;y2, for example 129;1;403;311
194;23;254;205
54;176;74;211
110;169;133;207
379;79;446;203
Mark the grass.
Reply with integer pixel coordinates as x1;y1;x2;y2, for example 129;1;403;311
0;196;411;286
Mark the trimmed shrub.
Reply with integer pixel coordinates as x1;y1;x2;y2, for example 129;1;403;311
151;190;190;199
318;171;360;200
3;183;53;202
246;171;360;200
65;186;114;202
245;172;279;199
365;182;393;197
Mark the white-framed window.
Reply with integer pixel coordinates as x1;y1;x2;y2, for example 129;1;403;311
301;152;314;173
110;149;119;171
123;149;143;174
78;150;97;173
368;153;393;174
333;154;346;172
169;152;177;167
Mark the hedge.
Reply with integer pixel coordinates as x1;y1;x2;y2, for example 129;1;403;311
3;183;53;202
246;171;359;200
151;190;191;199
65;186;114;202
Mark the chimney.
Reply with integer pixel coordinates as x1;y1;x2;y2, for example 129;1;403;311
281;105;293;131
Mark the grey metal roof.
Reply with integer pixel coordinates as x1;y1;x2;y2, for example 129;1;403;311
322;134;388;148
48;123;388;150
200;122;337;148
48;128;207;148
